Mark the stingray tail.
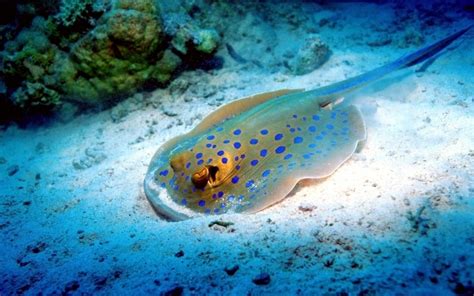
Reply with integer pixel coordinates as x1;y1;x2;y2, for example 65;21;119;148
310;25;472;105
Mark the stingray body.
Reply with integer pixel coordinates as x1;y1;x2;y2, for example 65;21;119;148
144;27;470;220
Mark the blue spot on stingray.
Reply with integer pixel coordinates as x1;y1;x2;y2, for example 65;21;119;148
302;116;307;121
181;198;187;205
218;191;224;198
293;114;298;118
260;129;269;135
234;156;239;161
312;115;320;121
250;138;258;145
234;142;241;149
246;180;255;188
308;126;317;132
228;195;235;201
262;169;271;177
240;154;246;159
275;146;286;154
212;193;217;199
221;203;226;208
207;158;213;163
206;143;212;148
316;135;324;141
159;170;168;176
309;143;317;148
233;129;242;135
216;127;224;132
212;145;217;148
198;200;205;207
160;182;166;188
297;127;302;131
207;135;215;140
290;128;296;133
222;157;228;164
197;159;204;165
331;111;337;119
284;154;293;160
260;149;268;157
214;208;220;214
294;136;303;144
231;176;240;184
217;150;224;156
275;133;284;141
205;208;211;214
327;124;334;130
196;152;203;159
223;139;230;144
236;165;241;170
250;159;259;166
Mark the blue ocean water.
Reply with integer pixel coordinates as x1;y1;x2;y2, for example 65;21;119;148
1;1;473;295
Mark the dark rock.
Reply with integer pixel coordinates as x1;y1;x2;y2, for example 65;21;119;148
7;165;19;176
64;280;80;293
429;276;438;284
252;272;271;285
453;283;474;295
298;203;316;212
162;286;183;296
174;250;184;257
94;276;107;289
208;220;234;228
17;284;32;294
29;241;47;254
224;265;239;276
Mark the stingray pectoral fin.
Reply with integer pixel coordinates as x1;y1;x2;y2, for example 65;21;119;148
295;105;366;179
243;105;366;213
191;89;304;135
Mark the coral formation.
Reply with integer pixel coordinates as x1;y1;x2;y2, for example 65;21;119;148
0;0;220;120
289;36;331;75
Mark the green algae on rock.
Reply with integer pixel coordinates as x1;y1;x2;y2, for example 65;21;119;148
64;1;170;104
0;0;220;119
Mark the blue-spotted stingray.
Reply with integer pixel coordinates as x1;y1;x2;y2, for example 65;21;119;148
144;27;471;220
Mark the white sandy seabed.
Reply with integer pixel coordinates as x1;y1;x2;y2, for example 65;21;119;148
1;2;473;295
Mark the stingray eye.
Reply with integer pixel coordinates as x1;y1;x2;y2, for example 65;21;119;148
191;166;210;189
191;165;220;189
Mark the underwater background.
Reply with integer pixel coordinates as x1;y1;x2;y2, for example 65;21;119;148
1;0;473;295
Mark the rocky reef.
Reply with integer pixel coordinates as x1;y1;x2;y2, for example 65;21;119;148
0;0;220;122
